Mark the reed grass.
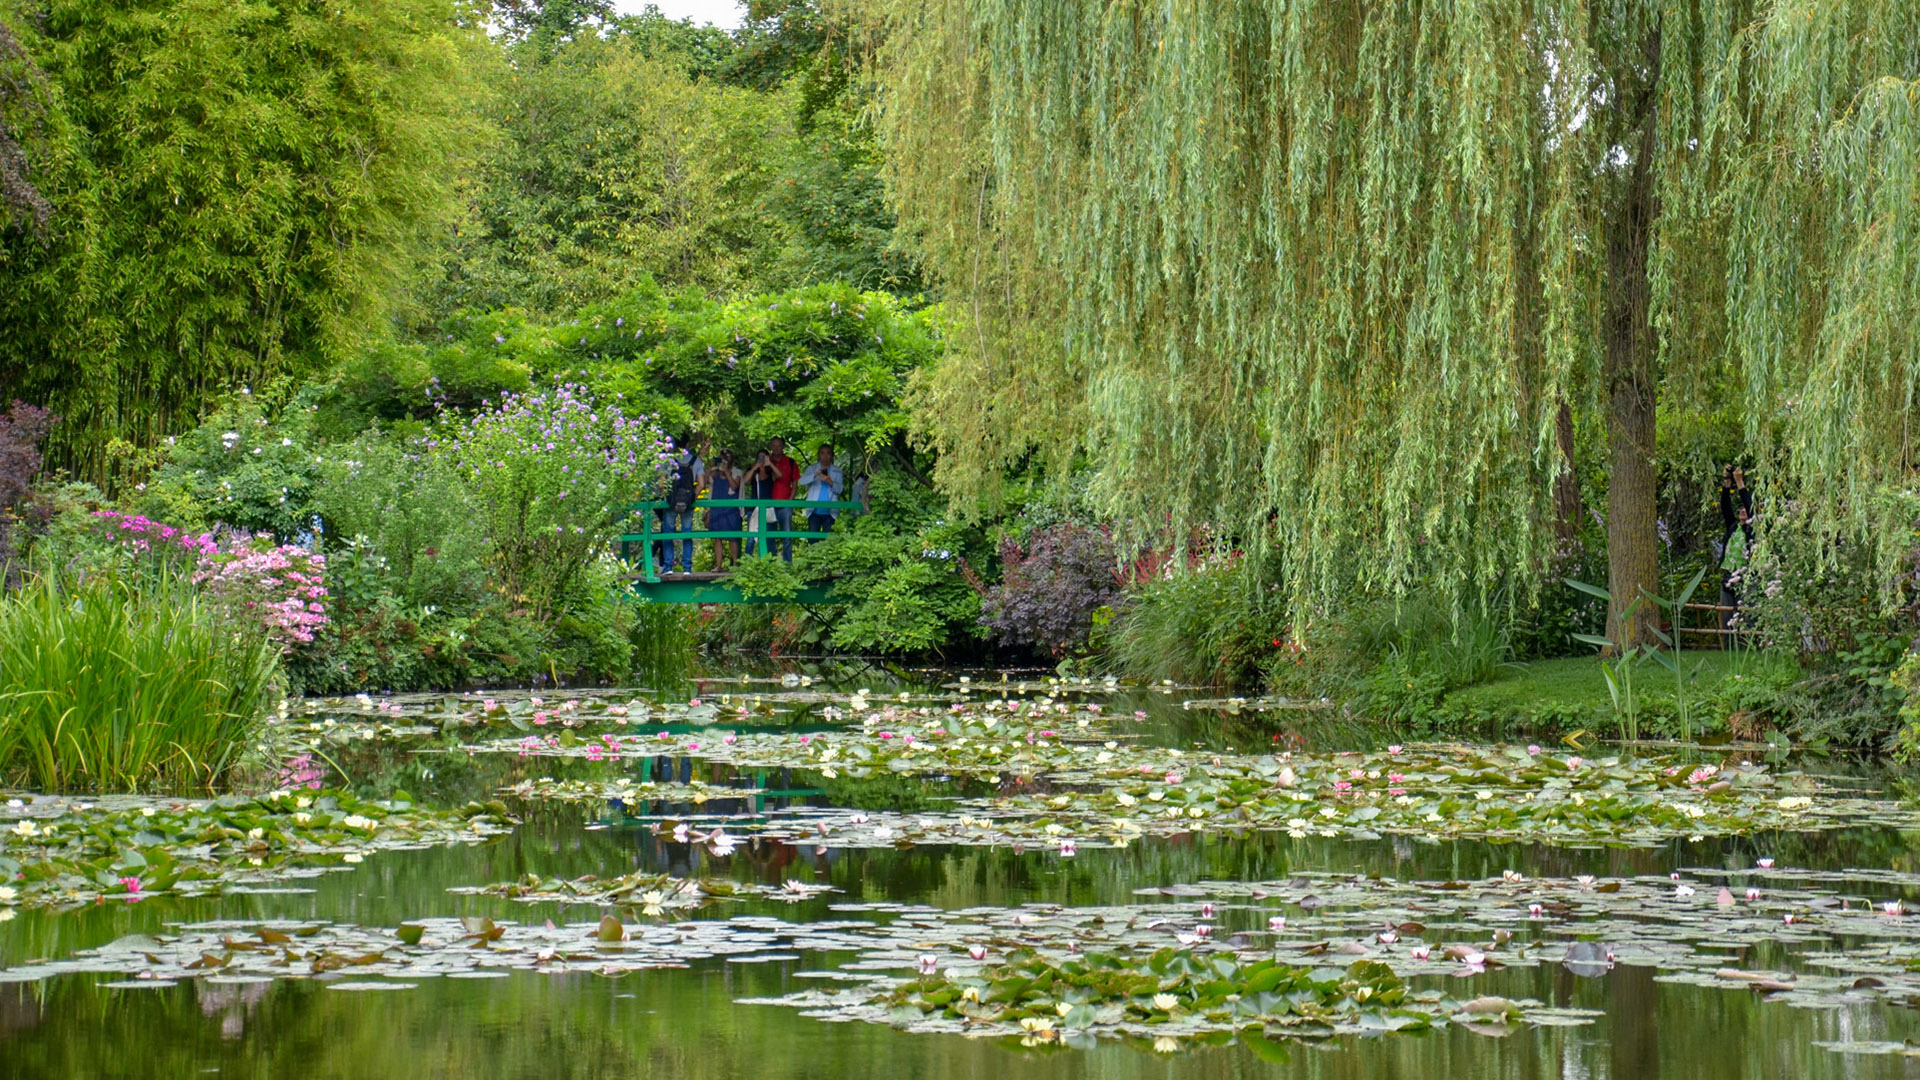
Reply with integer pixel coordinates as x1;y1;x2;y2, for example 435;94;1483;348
0;574;279;793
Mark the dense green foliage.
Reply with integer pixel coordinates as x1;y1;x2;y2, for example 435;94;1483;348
0;0;492;482
875;0;1920;644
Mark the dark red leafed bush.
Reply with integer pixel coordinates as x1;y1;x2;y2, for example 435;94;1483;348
980;524;1123;657
0;401;55;571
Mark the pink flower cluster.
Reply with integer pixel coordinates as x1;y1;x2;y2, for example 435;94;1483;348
92;510;216;556
195;541;329;649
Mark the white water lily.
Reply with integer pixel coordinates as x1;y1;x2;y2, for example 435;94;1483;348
10;820;36;837
0;886;16;903
1116;792;1137;806
708;829;737;857
1153;993;1178;1011
1153;1037;1179;1054
342;852;364;864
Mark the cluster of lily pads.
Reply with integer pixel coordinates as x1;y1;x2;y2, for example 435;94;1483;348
857;949;1553;1047
476;695;1905;846
0;790;515;909
460;869;832;914
16;859;1920;1054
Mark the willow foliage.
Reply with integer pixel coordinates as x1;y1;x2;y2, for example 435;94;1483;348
877;0;1920;616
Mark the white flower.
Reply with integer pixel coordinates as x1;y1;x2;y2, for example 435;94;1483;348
0;885;16;903
10;820;36;838
1153;993;1178;1011
0;908;13;922
1153;1036;1179;1054
342;852;364;864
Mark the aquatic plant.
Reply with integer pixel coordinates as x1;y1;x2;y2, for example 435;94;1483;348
0;574;278;793
0;789;515;907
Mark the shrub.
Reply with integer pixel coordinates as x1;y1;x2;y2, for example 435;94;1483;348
313;434;489;612
138;390;319;540
980;524;1122;657
0;574;279;792
194;538;329;650
436;381;670;619
0;401;55;574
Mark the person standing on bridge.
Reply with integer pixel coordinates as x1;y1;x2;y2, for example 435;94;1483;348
765;437;801;562
706;449;742;571
799;445;844;535
660;434;704;575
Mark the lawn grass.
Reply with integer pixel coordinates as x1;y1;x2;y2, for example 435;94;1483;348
1434;649;1800;739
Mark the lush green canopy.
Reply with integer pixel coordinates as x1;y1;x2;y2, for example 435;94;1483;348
0;0;492;481
876;0;1919;626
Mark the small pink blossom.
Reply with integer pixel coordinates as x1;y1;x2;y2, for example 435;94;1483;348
1567;756;1583;769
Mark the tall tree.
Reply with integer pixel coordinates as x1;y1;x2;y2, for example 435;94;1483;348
874;0;1920;643
0;0;491;482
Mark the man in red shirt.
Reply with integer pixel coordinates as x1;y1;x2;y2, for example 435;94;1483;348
766;437;801;562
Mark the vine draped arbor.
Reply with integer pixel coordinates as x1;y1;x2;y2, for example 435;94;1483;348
873;0;1920;648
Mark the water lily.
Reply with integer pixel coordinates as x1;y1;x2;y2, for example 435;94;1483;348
1527;903;1544;917
1675;884;1696;897
1268;916;1287;931
1387;744;1403;754
1885;901;1904;916
917;954;940;975
1746;887;1762;900
1199;903;1214;918
1756;857;1776;869
968;945;987;961
1409;944;1433;960
119;876;142;894
1527;744;1541;755
1153;993;1179;1011
708;829;737;857
1567;756;1583;769
1058;840;1078;856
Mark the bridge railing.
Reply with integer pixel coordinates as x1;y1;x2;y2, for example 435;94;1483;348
620;497;864;582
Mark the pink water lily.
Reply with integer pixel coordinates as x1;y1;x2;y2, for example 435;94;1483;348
1386;744;1403;754
1756;857;1775;869
1567;756;1583;769
968;945;987;961
1526;744;1541;755
722;734;737;745
119;877;142;895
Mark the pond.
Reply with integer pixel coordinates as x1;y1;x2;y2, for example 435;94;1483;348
4;665;1920;1079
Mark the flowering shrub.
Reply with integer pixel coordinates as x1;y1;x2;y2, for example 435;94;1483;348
194;538;329;650
435;381;671;617
92;510;217;558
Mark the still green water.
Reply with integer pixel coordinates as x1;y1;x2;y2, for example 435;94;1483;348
3;667;1918;1079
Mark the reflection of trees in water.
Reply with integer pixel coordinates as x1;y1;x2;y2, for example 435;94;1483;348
197;980;271;1041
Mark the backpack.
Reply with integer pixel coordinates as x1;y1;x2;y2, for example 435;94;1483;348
668;458;698;513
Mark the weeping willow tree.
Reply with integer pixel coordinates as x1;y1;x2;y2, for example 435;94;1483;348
873;0;1919;647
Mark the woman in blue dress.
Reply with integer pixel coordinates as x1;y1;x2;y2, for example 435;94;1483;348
705;449;743;571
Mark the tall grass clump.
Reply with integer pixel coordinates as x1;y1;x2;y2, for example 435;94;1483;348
1108;556;1287;688
0;575;279;793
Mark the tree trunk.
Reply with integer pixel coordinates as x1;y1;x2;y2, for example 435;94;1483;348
1553;399;1583;539
1602;51;1663;653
